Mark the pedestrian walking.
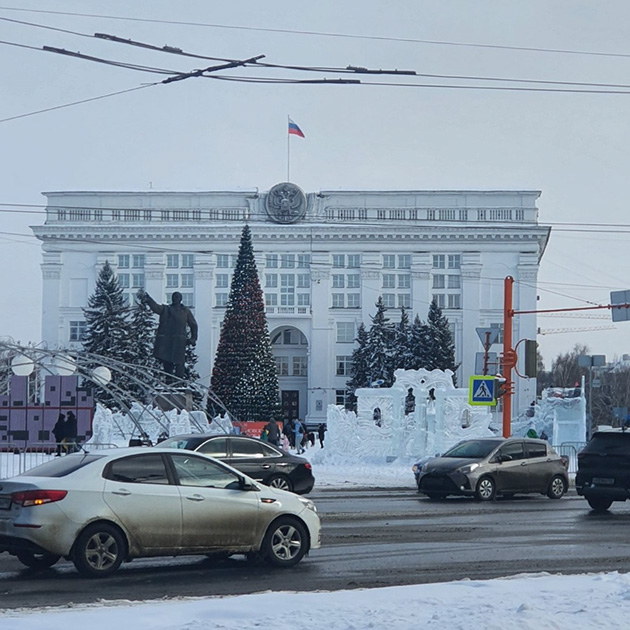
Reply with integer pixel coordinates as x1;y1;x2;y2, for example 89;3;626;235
294;419;305;454
263;419;280;446
317;423;326;448
65;410;78;453
52;413;66;456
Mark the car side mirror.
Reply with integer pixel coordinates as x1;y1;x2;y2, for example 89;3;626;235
239;477;259;491
499;454;513;463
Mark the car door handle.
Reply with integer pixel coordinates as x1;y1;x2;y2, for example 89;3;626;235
111;489;131;496
185;494;205;502
520;462;527;466
262;464;271;469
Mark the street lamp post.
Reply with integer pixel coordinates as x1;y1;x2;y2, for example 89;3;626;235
578;354;606;438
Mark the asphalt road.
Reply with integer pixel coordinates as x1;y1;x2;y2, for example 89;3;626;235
2;487;630;609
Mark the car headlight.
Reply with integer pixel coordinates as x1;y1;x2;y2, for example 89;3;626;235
298;497;317;513
412;464;421;473
457;463;479;474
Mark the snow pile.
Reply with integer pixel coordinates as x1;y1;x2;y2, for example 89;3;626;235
3;572;630;629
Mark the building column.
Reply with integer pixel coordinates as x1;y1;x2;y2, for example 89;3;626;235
308;254;331;421
193;253;214;386
41;252;63;347
460;253;483;382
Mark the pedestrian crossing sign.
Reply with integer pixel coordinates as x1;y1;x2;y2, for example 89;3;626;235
469;375;497;406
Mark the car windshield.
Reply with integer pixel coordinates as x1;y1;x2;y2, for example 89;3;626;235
159;437;201;450
442;440;501;459
18;454;104;477
583;433;630;456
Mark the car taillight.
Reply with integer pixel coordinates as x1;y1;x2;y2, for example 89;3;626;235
304;462;312;470
11;490;68;507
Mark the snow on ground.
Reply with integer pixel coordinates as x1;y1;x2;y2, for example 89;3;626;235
0;442;616;628
3;572;630;629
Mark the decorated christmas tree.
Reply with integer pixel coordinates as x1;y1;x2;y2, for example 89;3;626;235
210;225;281;422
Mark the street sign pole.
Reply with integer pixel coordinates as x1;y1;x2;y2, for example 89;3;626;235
503;277;514;438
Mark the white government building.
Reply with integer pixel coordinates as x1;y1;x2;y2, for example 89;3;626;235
33;184;550;423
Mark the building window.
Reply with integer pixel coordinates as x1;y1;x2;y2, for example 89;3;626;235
383;254;395;269
181;254;194;268
332;293;345;308
132;254;145;268
336;355;353;376
265;274;278;288
398;254;411;269
297;274;310;288
347;254;361;268
332;274;345;288
167;254;179;268
398;294;411;308
216;274;229;288
297;254;310;268
433;274;445;289
180;293;194;308
166;274;179;288
297;293;310;306
448;274;461;289
337;322;355;343
118;254;130;269
118;273;130;288
181;274;194;288
448;254;461;269
332;254;345;268
69;320;87;342
447;294;461;309
265;293;278;306
433;255;445;269
347;274;360;289
383;274;396;289
275;356;289;376
347;293;361;308
132;273;145;289
433;294;446;309
217;254;230;268
280;274;295;306
266;254;278;268
216;293;228;307
398;274;410;289
383;294;396;308
293;356;308;376
280;254;295;268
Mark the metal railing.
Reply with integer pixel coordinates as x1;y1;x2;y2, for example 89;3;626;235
0;442;119;479
554;442;586;474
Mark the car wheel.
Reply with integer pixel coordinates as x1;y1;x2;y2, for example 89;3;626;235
475;476;496;501
261;517;308;567
587;497;613;512
547;475;567;499
72;523;126;578
16;550;61;569
267;474;293;492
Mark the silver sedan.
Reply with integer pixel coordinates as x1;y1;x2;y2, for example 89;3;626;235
0;447;321;577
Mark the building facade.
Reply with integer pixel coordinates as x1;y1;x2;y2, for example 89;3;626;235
33;185;550;422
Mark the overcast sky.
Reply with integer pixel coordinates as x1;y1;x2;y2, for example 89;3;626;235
3;1;630;368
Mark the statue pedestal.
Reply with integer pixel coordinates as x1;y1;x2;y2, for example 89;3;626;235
153;390;193;412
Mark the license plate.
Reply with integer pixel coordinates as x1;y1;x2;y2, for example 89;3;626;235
0;497;11;510
593;477;615;485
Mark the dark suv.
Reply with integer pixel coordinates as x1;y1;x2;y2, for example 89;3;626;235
576;431;630;511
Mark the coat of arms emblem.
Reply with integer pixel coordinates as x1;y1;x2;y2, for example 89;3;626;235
265;182;307;224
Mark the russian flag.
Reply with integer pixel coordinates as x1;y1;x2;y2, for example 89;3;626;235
288;117;305;138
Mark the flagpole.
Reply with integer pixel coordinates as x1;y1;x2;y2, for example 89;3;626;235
287;114;290;181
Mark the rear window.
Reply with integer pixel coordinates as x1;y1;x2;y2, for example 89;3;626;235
230;438;265;458
582;433;630;456
18;454;104;478
159;437;204;451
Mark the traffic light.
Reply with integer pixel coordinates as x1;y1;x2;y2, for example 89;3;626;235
524;339;537;378
495;375;508;399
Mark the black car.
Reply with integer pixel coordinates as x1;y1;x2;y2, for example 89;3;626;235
158;434;315;495
576;430;630;511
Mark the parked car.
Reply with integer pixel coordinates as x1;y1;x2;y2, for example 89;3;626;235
0;447;321;577
576;430;630;512
158;434;315;494
414;437;569;501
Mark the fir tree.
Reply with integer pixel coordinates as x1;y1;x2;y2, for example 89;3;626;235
128;289;159;402
366;296;395;387
210;225;281;422
425;299;458;381
393;306;415;371
347;323;370;391
82;261;133;407
409;313;430;370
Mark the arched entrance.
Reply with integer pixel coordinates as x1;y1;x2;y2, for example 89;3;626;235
270;326;308;421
